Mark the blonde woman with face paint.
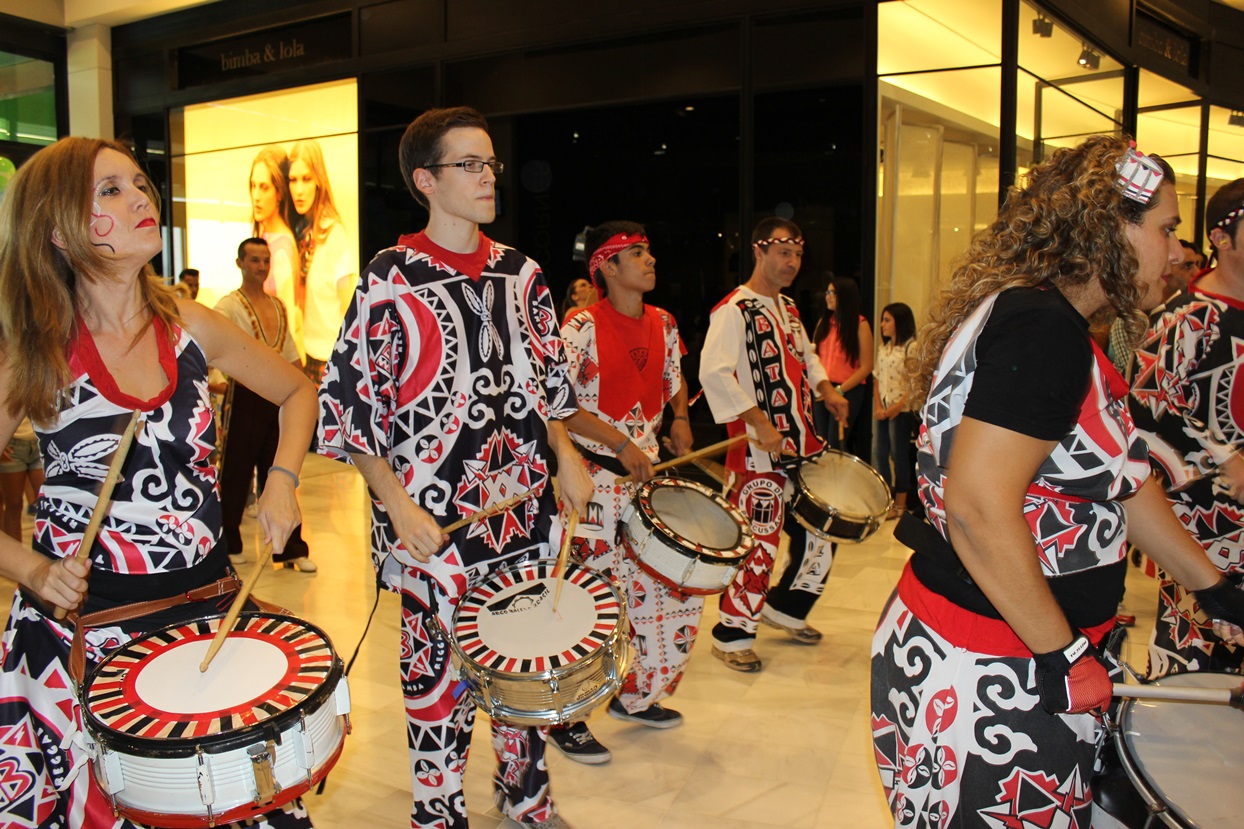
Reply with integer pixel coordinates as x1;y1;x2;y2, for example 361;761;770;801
0;137;317;829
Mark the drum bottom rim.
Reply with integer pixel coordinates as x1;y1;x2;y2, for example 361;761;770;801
101;720;347;828
791;508;876;544
628;548;739;596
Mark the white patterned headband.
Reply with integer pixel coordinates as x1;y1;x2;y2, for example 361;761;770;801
1213;205;1244;231
753;236;804;248
1115;142;1164;204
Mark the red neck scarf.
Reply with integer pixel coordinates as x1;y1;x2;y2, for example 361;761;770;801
588;301;665;423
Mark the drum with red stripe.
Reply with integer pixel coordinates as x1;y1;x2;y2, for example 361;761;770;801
621;476;754;594
448;559;628;726
80;611;351;828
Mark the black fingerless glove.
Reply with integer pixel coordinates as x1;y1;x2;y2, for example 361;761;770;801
1193;579;1244;629
1032;634;1113;715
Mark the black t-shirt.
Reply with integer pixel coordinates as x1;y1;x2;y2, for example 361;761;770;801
962;286;1093;440
909;286;1124;628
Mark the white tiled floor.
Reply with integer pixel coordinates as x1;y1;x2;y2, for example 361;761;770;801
1;453;1162;828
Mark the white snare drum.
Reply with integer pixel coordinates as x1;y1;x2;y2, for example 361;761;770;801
790;450;891;543
449;559;628;727
622;477;754;595
81;612;351;828
1114;672;1244;828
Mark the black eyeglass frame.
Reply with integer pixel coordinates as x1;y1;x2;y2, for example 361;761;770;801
423;160;505;174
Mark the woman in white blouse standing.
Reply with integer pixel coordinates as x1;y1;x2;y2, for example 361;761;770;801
873;302;917;518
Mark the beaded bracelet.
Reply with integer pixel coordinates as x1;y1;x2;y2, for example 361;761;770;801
269;465;300;488
613;435;632;454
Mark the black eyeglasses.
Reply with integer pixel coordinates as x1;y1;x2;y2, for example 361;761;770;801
425;160;505;174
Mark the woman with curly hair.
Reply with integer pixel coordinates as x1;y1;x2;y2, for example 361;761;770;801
0;137;317;828
870;135;1244;827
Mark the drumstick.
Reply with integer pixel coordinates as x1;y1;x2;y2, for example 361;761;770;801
54;409;142;621
614;434;751;484
1112;682;1244;707
442;490;533;534
838;418;845;445
199;541;275;672
552;509;578;614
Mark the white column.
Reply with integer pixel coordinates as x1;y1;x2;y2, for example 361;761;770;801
67;23;113;139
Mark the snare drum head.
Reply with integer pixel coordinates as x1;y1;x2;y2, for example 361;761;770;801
453;560;620;674
83;612;337;745
640;479;747;556
798;451;891;517
1121;672;1244;829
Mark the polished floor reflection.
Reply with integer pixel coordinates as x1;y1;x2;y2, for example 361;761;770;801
1;454;1161;828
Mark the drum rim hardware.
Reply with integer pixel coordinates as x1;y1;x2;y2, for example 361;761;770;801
82;611;344;757
791;449;892;543
631;477;754;563
82;610;351;828
437;558;630;726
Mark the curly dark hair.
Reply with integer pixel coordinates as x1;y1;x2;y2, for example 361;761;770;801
908;134;1174;408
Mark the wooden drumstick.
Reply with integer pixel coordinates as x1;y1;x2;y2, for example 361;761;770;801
1113;682;1244;707
552;509;578;614
442;490;533;534
838;418;845;445
614;434;751;484
199;541;275;672
54;409;142;621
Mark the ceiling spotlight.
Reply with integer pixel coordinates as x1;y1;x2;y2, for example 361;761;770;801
1230;110;1244;128
1032;15;1053;37
1078;45;1100;71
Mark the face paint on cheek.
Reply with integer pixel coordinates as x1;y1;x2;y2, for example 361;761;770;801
90;202;115;238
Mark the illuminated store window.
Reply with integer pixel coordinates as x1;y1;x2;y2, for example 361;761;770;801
1137;70;1201;241
1206;105;1244;225
170;80;359;362
877;0;1003;326
0;51;56;146
1017;0;1122;163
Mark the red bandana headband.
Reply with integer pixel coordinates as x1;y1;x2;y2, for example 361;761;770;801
589;233;649;279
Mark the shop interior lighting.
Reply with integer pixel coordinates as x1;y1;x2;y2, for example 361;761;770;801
1031;15;1053;37
1230;110;1244;128
1078;45;1100;71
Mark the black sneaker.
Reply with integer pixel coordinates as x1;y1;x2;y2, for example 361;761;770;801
606;697;683;729
547;721;611;764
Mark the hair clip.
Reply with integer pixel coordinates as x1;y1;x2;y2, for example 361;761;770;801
1115;142;1164;204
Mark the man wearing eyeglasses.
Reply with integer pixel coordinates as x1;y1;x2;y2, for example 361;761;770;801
316;106;592;829
699;217;849;673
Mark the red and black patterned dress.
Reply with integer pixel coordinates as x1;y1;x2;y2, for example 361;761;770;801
1129;275;1244;676
0;319;310;828
871;288;1149;828
317;231;577;829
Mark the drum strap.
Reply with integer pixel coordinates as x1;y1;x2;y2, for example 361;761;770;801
575;444;629;479
64;573;284;684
